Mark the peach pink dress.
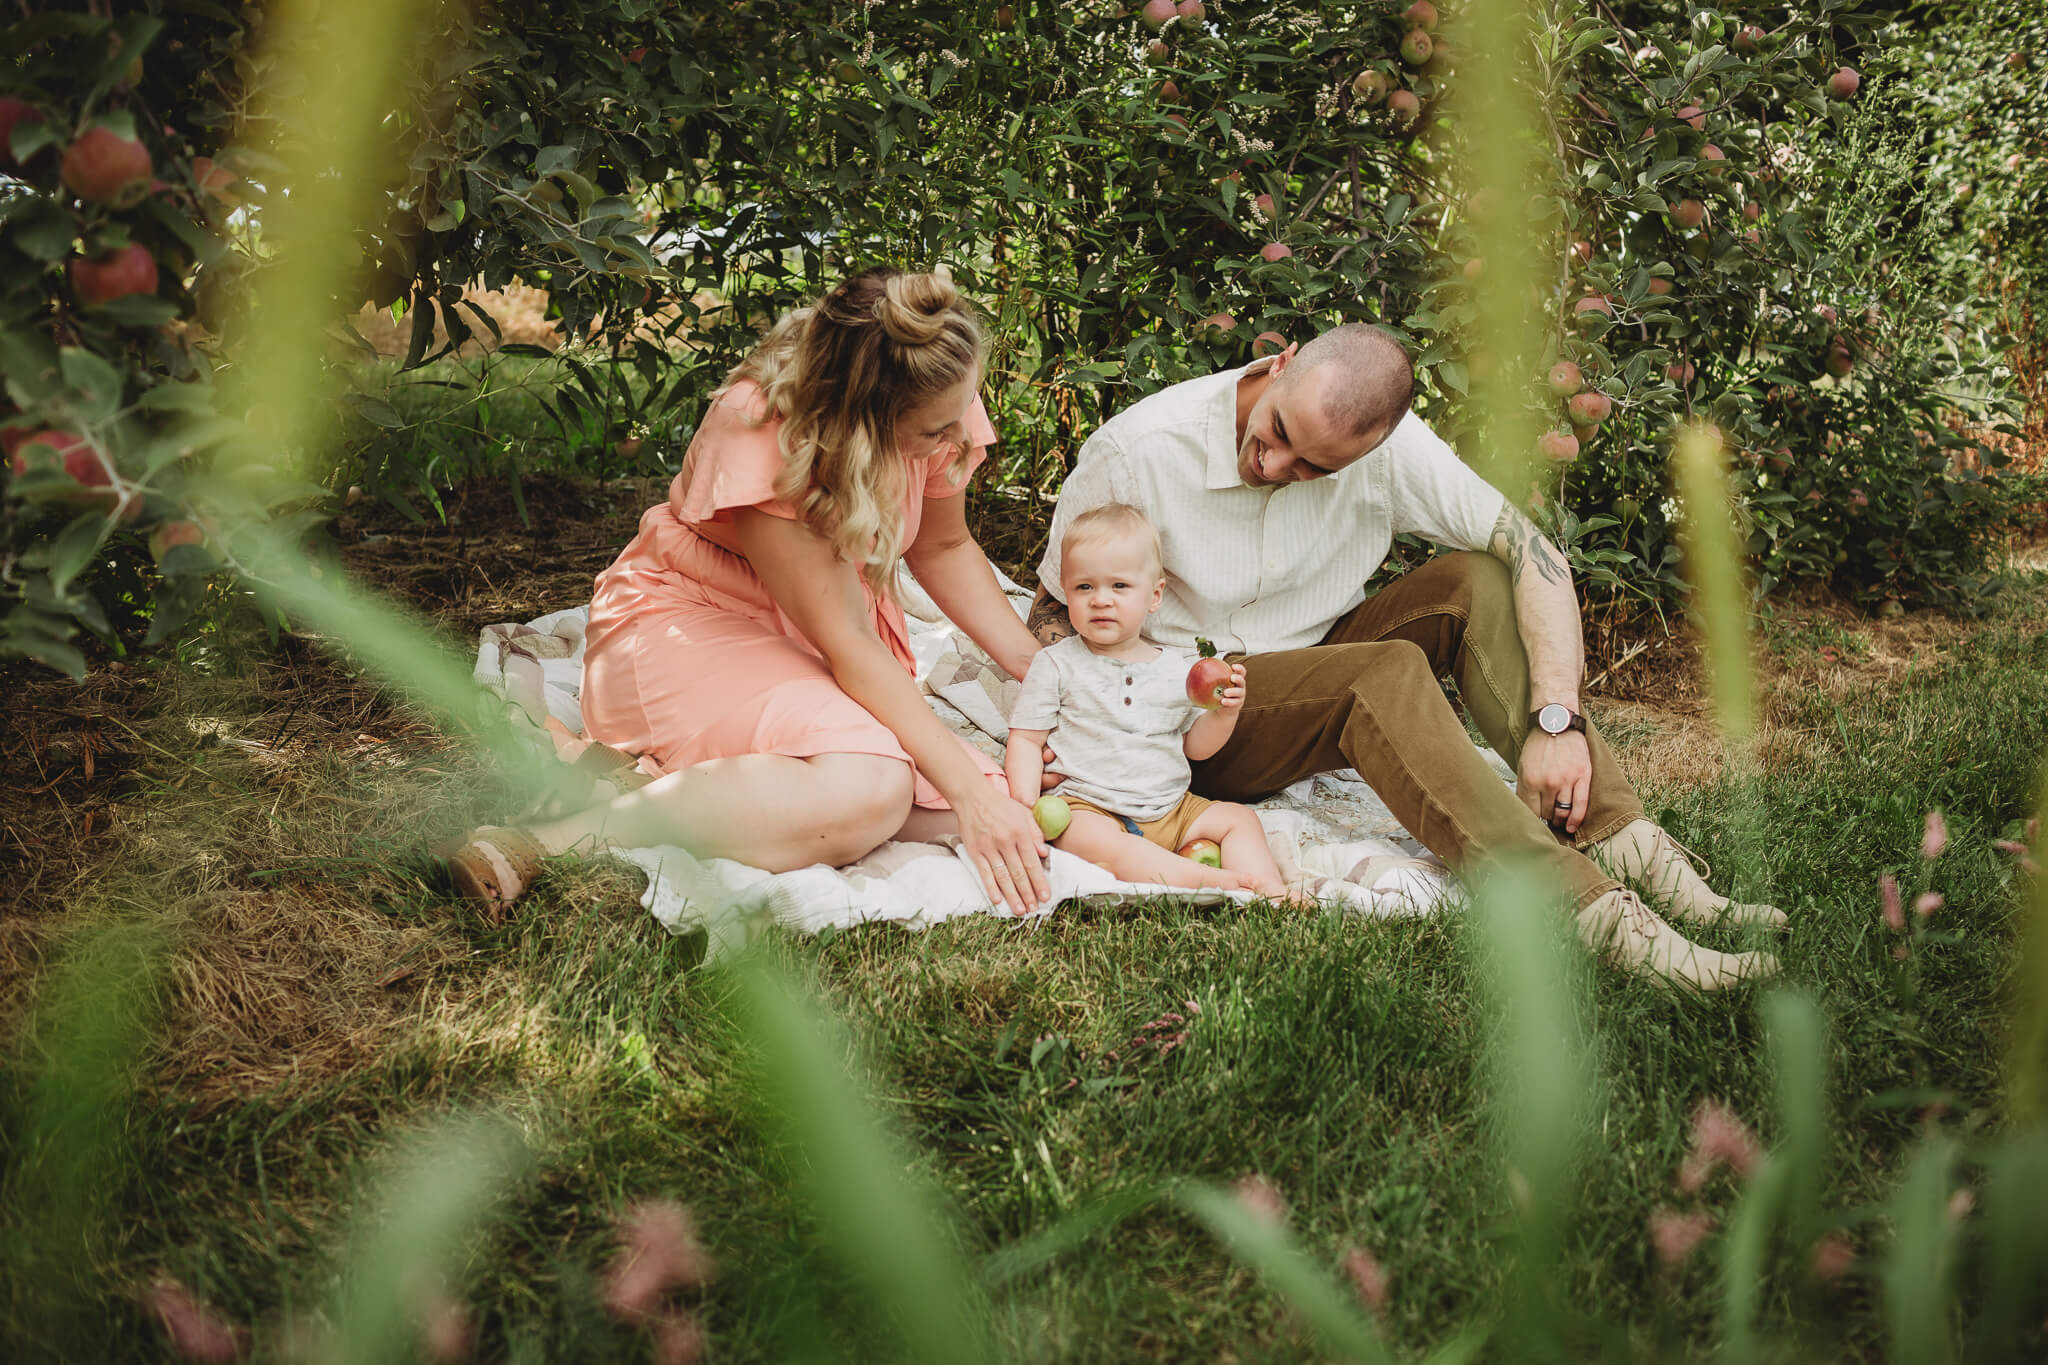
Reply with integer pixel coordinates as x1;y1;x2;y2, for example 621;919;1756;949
581;379;1006;809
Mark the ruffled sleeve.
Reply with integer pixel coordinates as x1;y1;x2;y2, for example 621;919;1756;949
920;395;998;498
670;381;802;526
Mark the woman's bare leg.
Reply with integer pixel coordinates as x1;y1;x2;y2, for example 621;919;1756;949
524;752;914;872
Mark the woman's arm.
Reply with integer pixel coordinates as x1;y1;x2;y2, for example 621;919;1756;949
735;506;1049;910
905;489;1042;681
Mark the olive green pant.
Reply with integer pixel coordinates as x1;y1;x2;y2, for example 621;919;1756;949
1188;552;1641;909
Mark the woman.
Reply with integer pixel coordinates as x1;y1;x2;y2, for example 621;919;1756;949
449;268;1051;914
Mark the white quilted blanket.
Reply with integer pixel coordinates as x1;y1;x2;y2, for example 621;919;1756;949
471;569;1494;960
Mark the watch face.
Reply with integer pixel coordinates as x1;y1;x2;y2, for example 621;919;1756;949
1538;703;1570;734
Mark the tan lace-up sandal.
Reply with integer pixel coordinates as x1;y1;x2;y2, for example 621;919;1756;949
446;826;550;919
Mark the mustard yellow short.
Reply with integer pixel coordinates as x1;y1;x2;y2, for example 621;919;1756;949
1062;791;1214;851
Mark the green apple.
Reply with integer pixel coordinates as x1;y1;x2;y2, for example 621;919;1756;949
1033;795;1072;840
1179;838;1222;867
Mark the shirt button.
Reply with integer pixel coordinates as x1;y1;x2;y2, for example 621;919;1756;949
1124;697;1132;706
1124;676;1133;684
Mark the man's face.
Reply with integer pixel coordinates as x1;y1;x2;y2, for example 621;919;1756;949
1236;355;1393;488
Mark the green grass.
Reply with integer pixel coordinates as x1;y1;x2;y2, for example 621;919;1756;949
6;583;2048;1360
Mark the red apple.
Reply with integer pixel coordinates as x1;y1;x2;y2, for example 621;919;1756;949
1733;25;1763;54
1197;312;1237;336
1387;89;1421;124
1824;339;1854;378
1742;199;1761;222
1573;293;1615;321
623;46;647;65
1569;239;1594;264
1568;390;1612;426
149;519;205;561
1140;0;1175;26
1251;330;1288;358
60;127;152;204
1547;361;1583;396
1158;78;1181;101
1258;241;1293;262
1647;276;1675;296
1675;103;1706;131
0;98;42;169
1827;66;1860;99
1146;38;1171;64
1538;431;1580;462
1670;198;1706;230
1177;0;1205;20
11;429;108;487
1352;69;1392;104
69;243;159;308
1253;192;1274;215
1187;656;1232;709
1403;0;1438;30
1666;359;1696;386
1178;837;1223;867
994;4;1016;24
1700;143;1726;168
1461;256;1483;280
1400;29;1433;67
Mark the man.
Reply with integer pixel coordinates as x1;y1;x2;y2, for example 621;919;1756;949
1029;324;1784;990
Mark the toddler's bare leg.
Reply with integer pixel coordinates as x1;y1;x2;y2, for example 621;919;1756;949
1057;810;1253;892
1185;803;1290;901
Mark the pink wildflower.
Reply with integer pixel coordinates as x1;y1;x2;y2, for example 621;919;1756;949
1880;873;1905;932
145;1278;245;1364
1344;1246;1391;1314
1913;892;1944;919
1947;1187;1976;1222
652;1310;707;1365
1810;1232;1855;1281
1649;1208;1715;1267
1184;998;1202;1014
417;1288;473;1364
1691;1100;1760;1179
604;1201;711;1323
1232;1174;1287;1227
1922;811;1948;859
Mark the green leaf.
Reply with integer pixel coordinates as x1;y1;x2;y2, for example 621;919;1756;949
59;346;126;419
12;200;77;261
83;295;180;327
20;512;110;595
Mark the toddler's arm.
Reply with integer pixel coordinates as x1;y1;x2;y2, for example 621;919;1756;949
1184;662;1248;761
1005;727;1051;806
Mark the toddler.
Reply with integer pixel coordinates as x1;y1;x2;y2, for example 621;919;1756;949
1006;503;1291;899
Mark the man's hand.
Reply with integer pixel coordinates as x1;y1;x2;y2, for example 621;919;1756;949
1027;587;1075;646
1519;730;1593;836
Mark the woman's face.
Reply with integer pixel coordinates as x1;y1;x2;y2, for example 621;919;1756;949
897;371;978;459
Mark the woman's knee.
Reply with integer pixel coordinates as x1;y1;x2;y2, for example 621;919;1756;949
805;755;915;863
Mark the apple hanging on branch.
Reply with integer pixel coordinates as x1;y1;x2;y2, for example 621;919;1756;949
1187;636;1232;710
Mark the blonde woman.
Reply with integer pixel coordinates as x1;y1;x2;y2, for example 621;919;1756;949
449;268;1051;914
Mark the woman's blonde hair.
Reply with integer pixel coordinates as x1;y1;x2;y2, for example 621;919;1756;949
721;267;983;593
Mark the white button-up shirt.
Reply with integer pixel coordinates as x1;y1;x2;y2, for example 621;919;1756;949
1037;362;1508;656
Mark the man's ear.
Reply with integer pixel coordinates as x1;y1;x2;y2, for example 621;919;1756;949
1270;341;1301;376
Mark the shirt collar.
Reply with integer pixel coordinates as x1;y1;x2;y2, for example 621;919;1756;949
1203;356;1279;491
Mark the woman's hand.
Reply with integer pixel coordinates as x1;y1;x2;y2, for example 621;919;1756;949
953;784;1051;915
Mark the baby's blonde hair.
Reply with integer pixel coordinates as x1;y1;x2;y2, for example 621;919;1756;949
1062;502;1163;578
722;267;982;594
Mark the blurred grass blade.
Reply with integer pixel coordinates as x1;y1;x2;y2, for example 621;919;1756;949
733;954;989;1363
2006;770;2048;1124
1764;991;1828;1245
1176;1183;1389;1365
0;916;171;1343
1883;1135;1961;1365
1469;863;1595;1346
1967;1126;2048;1363
1671;425;1754;748
329;1113;530;1365
1456;0;1546;500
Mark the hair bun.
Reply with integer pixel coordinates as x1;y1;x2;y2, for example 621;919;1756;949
873;272;958;347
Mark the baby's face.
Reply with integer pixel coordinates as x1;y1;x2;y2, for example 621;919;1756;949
1061;535;1163;650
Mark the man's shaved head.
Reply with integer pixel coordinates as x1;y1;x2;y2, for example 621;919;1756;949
1283;324;1414;442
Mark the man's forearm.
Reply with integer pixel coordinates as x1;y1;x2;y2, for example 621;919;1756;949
1027;587;1075;646
1489;504;1585;708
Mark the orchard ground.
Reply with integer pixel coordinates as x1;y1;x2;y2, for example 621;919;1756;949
3;476;2047;1358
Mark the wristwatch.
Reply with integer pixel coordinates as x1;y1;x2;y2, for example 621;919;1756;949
1530;703;1586;736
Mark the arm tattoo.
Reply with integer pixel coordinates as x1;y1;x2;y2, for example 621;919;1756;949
1027;587;1076;645
1490;503;1571;587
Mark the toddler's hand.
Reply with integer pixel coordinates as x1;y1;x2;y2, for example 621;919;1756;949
1217;663;1249;712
